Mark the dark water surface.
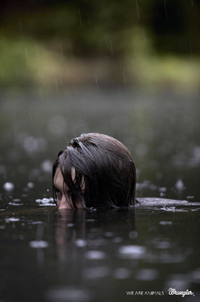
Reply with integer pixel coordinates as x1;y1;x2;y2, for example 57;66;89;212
0;200;200;302
0;88;200;301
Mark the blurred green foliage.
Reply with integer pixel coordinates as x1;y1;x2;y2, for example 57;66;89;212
1;0;199;56
0;0;199;88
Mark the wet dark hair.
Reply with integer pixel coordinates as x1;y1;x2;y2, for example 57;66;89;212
52;133;136;208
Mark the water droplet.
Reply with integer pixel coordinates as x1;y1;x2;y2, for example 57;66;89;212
118;245;146;259
8;217;20;222
75;239;87;247
29;241;49;248
41;160;52;173
3;182;14;191
85;250;106;260
175;179;185;191
27;182;34;189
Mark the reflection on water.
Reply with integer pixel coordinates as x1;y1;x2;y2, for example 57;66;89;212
0;201;200;301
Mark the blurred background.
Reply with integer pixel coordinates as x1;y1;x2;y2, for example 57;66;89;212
0;0;200;203
0;0;200;89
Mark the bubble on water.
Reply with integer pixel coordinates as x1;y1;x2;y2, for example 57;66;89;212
75;239;87;247
175;179;185;191
45;286;93;302
41;160;52;173
135;269;158;281
3;182;14;191
41;198;51;203
118;245;146;259
29;240;49;248
113;268;132;279
85;250;106;260
159;187;167;192
27;182;34;189
83;267;110;279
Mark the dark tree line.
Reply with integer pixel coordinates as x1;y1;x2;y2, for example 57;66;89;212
0;0;199;57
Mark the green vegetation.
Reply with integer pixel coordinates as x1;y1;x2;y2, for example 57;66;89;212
0;0;199;90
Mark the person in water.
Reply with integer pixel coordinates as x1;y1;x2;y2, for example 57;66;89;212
52;133;136;209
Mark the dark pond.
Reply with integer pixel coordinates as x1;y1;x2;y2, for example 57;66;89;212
0;88;200;302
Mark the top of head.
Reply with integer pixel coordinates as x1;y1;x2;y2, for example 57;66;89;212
53;133;136;208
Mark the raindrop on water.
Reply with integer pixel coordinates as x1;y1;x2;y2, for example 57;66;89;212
118;245;146;259
175;179;185;191
29;240;49;248
85;250;106;260
3;182;14;191
27;182;34;189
